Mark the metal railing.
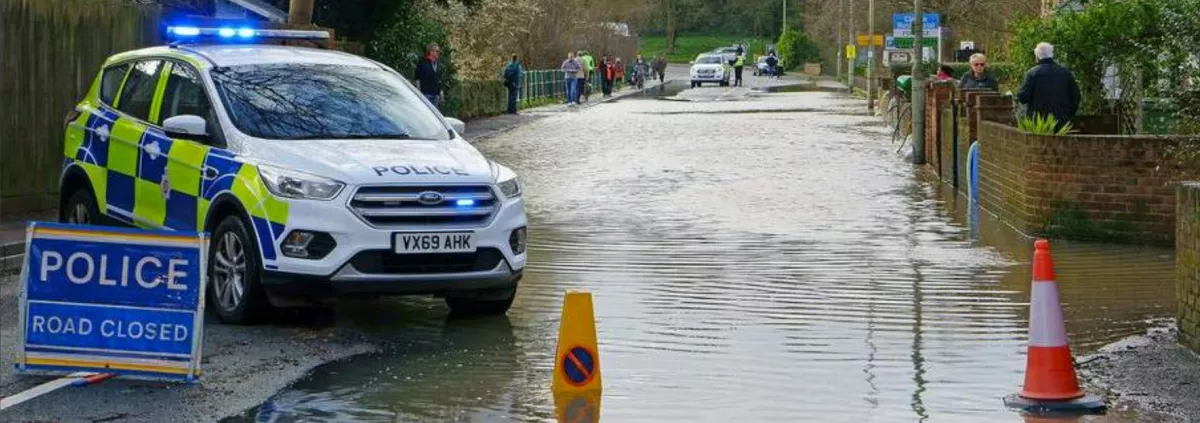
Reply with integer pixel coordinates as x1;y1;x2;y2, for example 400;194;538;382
518;67;643;107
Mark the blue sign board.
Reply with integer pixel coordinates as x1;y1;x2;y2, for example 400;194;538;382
16;222;207;382
892;13;941;35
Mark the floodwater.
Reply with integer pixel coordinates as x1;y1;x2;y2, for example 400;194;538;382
230;84;1176;422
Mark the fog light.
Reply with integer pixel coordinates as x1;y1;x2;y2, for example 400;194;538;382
509;227;527;255
280;230;336;259
281;231;314;258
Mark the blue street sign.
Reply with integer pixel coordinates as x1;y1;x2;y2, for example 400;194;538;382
892;13;941;35
16;222;207;382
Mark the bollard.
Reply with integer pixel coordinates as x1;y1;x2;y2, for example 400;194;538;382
552;290;602;394
1004;240;1106;415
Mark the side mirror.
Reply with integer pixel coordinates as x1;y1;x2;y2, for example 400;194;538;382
445;117;466;135
163;115;210;142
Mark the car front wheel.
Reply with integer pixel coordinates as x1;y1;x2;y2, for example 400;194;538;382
208;215;270;324
61;188;100;225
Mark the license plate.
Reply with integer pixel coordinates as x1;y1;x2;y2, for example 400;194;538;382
393;232;476;254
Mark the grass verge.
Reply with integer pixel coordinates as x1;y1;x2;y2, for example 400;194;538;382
639;34;771;64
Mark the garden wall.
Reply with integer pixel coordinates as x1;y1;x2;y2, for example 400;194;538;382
1178;182;1200;353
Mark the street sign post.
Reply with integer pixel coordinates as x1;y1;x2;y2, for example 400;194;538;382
15;222;207;382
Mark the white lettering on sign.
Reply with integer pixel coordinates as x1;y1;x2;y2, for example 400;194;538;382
37;251;189;291
32;315;94;336
66;252;95;284
41;251;63;282
136;256;162;289
167;258;188;291
100;319;188;341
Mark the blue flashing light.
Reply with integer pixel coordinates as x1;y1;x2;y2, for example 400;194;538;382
170;26;201;36
218;28;236;37
237;28;255;38
456;199;476;207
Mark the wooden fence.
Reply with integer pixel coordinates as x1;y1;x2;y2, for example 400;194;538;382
0;0;161;215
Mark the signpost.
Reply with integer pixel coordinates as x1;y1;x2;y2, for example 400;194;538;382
891;12;942;63
16;222;206;382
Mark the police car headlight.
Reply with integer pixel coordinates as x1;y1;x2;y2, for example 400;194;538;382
497;177;521;198
257;164;345;200
490;163;521;199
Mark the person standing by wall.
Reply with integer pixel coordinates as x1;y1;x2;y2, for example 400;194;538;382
415;43;443;109
560;51;582;106
959;53;999;91
614;57;625;89
503;55;523;114
599;55;613;97
1016;42;1081;130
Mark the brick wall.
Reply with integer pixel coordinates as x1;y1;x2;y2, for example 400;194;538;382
975;119;1186;244
1179;182;1200;353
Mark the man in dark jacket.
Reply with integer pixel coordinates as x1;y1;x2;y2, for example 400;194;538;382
415;43;443;108
503;55;523;114
1016;42;1081;129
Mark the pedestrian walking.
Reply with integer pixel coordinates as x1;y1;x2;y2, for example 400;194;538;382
653;56;667;85
599;56;614;97
560;52;582;106
733;53;745;86
415;42;443;108
614;57;625;89
633;55;649;89
1016;42;1081;130
579;50;596;102
959;53;999;91
503;54;523;114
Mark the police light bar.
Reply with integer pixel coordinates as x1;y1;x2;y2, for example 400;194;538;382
166;26;330;41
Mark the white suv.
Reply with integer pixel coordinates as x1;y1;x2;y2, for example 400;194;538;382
58;28;527;324
690;54;731;87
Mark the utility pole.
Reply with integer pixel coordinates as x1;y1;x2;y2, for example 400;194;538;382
783;0;787;34
836;0;843;81
847;0;855;93
866;0;875;113
288;0;314;25
910;0;926;164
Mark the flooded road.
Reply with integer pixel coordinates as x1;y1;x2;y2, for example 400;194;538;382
232;80;1176;422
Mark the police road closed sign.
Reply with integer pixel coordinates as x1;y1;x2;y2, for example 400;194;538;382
17;222;206;382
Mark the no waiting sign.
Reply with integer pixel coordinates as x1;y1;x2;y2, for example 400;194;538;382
16;222;207;382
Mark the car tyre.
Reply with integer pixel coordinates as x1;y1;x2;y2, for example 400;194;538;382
61;188;100;225
208;214;270;325
445;287;517;316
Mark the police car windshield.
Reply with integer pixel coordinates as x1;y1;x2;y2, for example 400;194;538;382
696;56;723;64
211;63;449;141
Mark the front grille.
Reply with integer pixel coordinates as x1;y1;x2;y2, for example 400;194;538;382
348;248;504;274
350;185;498;227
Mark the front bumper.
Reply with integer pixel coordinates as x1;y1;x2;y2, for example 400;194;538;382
691;73;727;82
259;188;527;297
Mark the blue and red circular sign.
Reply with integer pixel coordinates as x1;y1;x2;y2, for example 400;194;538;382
561;345;596;387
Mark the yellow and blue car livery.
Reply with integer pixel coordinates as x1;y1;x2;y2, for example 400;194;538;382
59;33;527;325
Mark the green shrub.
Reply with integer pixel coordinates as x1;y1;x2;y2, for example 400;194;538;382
370;6;461;116
451;80;507;120
1017;113;1074;135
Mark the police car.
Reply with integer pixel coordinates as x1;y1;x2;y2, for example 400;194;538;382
689;54;731;88
59;26;527;324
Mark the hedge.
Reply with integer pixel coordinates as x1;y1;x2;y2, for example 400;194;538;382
449;80;508;120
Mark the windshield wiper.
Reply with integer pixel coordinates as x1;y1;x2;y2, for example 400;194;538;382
285;133;412;140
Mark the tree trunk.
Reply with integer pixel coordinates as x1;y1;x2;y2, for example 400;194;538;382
666;0;677;53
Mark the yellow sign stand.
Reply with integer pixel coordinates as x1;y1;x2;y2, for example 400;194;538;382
846;44;858;59
552;290;602;394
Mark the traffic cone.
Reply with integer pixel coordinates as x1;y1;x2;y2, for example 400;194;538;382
1004;239;1106;415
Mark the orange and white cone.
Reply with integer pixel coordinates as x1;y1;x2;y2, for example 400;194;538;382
1004;239;1106;415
